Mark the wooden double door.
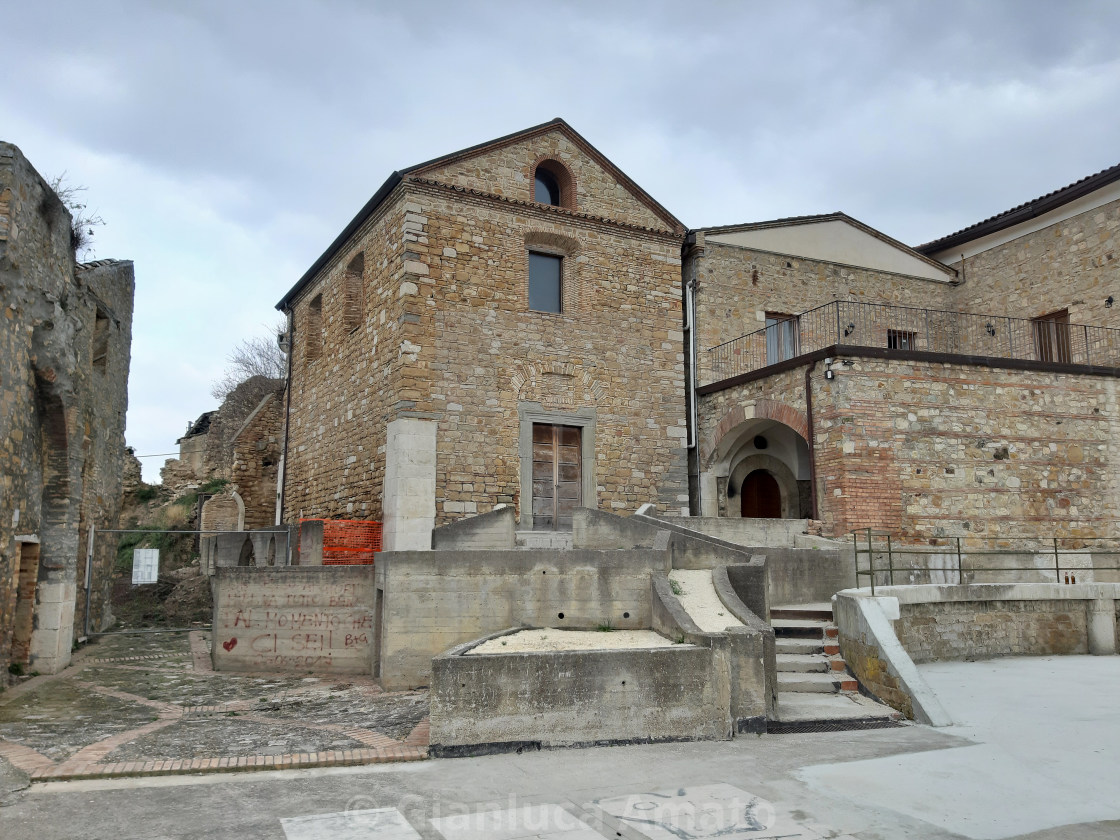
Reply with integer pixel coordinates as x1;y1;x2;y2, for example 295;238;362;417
532;423;582;530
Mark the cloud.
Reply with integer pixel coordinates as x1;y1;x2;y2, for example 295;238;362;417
2;0;1117;480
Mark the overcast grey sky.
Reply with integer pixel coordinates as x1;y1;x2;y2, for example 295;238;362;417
4;0;1118;481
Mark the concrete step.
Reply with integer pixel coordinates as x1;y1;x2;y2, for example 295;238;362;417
771;605;834;622
770;691;903;730
775;637;824;655
771;618;831;638
776;653;831;673
778;671;851;693
777;671;859;693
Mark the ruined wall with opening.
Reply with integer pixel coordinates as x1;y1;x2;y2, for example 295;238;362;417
230;390;284;530
0;142;134;675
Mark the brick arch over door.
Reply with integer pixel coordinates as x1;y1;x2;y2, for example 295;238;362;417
706;399;809;466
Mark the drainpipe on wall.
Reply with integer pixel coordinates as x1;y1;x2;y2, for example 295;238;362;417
804;360;819;521
278;309;294;537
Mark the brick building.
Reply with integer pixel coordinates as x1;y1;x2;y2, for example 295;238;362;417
1;143;134;674
276;120;1118;546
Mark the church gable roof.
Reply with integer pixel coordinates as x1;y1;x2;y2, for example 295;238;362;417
404;118;684;234
278;119;683;310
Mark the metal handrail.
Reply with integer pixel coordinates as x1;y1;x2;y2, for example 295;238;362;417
703;300;1120;386
851;528;1120;595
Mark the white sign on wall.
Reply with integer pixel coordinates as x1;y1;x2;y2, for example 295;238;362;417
132;548;160;585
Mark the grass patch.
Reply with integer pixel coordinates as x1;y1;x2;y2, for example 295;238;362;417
669;579;684;596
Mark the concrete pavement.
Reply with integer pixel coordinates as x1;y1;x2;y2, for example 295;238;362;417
3;655;1119;838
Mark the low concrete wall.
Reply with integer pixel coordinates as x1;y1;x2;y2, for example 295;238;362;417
375;549;668;690
431;505;515;550
573;509;770;621
201;527;293;575
297;520;323;565
653;515;809;548
211;566;374;674
835;583;1120;723
429;639;730;754
751;545;854;607
713;565;777;723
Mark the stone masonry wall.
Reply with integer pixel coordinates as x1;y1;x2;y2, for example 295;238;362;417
282;134;690;526
948;196;1120;331
690;239;956;384
815;358;1119;540
698;356;1119;541
282;199;409;521
414;128;675;233
0;143;133;673
413;182;689;523
894;600;1088;661
230;391;283;530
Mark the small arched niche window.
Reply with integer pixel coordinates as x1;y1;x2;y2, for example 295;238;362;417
532;159;574;209
343;252;364;332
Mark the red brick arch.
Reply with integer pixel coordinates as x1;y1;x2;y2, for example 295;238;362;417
707;399;809;463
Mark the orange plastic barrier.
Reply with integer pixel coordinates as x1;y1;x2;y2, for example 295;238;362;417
300;518;382;565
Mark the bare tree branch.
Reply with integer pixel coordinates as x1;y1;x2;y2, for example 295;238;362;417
210;321;288;402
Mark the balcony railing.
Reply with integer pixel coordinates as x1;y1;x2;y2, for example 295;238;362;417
702;300;1120;386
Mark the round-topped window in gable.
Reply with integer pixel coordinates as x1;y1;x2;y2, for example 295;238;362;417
535;169;560;206
531;159;574;209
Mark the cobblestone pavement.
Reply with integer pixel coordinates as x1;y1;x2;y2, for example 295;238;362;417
0;631;428;781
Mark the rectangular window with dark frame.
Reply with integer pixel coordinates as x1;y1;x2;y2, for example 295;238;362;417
528;251;562;313
887;329;917;350
765;313;799;364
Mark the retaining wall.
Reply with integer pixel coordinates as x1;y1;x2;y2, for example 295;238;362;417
835;583;1120;724
429;639;729;754
211;566;373;674
375;549;665;690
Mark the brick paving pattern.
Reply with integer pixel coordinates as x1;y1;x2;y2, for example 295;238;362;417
0;631;428;780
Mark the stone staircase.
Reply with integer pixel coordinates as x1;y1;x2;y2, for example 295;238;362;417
769;603;901;732
772;604;858;695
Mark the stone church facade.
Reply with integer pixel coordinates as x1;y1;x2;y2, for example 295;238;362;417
276;121;691;548
277;121;1119;547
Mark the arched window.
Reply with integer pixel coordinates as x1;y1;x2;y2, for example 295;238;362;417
305;294;323;363
531;159;574;209
535;169;560;206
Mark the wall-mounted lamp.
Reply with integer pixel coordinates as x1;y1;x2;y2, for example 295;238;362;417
1107;296;1114;308
985;322;996;337
825;369;835;380
842;322;856;337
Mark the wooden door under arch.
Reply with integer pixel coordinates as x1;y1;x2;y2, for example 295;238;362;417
740;469;781;519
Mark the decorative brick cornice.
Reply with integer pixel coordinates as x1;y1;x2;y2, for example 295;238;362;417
405;176;683;241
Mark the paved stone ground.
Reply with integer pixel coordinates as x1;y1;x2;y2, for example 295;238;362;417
0;631;428;780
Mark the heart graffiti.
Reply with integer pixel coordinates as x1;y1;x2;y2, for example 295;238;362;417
222;638;238;652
